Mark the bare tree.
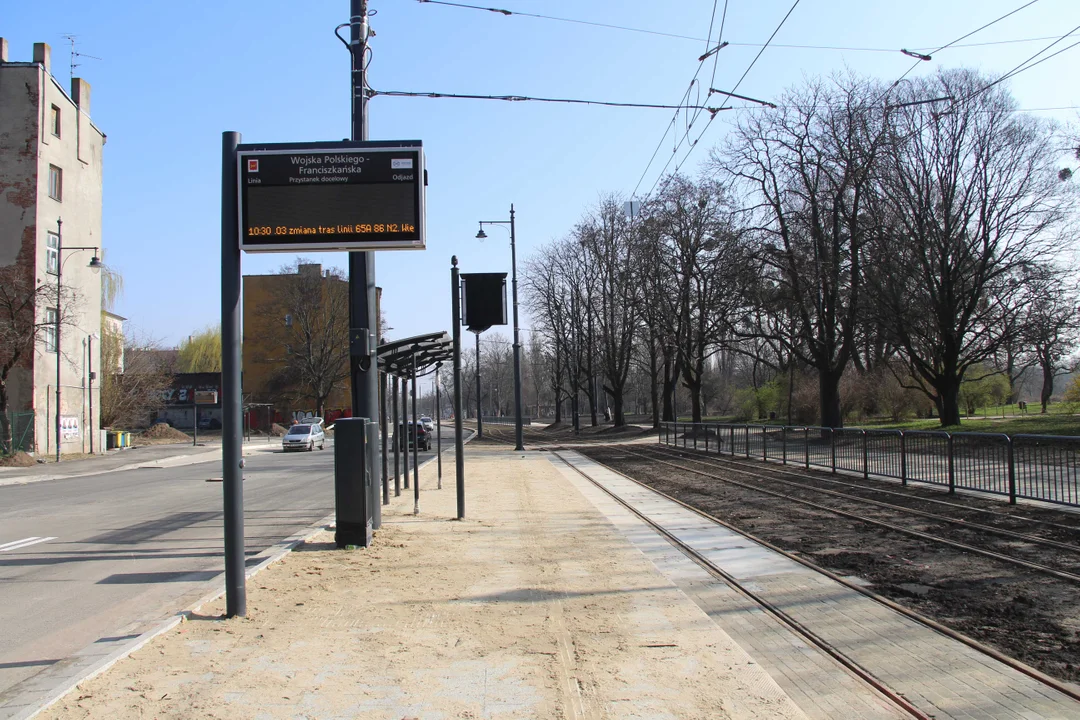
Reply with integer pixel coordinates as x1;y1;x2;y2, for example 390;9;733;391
0;264;74;453
578;196;640;426
99;329;172;428
721;75;889;428
1019;263;1080;412
870;69;1067;426
257;261;350;418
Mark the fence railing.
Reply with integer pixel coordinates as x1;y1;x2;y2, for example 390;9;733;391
1;410;35;454
480;416;533;426
659;422;1080;508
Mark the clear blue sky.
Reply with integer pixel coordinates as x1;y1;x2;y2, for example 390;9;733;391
6;0;1078;363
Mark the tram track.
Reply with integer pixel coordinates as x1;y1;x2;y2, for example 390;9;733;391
551;448;1080;711
549;449;935;719
624;444;1080;584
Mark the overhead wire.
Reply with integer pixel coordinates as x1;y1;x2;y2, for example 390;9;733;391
416;0;1074;54
369;90;722;113
630;0;723;198
639;0;803;204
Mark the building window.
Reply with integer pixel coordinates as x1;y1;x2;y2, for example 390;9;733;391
48;165;62;201
51;105;61;137
46;233;59;275
45;308;58;353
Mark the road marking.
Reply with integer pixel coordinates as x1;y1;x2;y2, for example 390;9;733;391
0;536;58;552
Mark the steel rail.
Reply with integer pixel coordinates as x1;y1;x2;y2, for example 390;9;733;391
670;436;1080;534
623;446;1080;585
650;445;1080;554
561;448;1080;705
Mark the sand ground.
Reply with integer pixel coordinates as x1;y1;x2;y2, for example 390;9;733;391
41;448;807;719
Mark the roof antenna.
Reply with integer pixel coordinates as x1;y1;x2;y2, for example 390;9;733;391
60;34;102;82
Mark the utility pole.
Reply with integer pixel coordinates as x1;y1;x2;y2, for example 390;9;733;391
348;0;381;527
475;332;483;438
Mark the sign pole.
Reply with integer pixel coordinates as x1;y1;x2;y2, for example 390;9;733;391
347;0;380;532
411;353;419;514
221;130;246;617
436;363;442;490
451;257;465;520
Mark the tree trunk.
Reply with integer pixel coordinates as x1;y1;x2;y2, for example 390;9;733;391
937;379;962;427
1041;362;1054;414
612;387;625;427
662;355;676;422
819;368;844;429
0;383;11;455
689;382;703;423
649;337;660;428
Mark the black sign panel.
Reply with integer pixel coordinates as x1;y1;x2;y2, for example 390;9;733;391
461;273;508;333
237;140;425;252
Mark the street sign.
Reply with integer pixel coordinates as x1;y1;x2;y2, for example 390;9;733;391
195;390;219;405
237;140;426;253
461;273;508;333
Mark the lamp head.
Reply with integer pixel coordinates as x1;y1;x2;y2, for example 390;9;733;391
88;254;102;271
475;227;487;240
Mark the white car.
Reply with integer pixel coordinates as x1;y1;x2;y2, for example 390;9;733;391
282;422;325;452
420;416;435;432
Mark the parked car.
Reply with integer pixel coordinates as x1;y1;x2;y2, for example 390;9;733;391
282;422;326;452
396;421;431;451
420;416;435;432
197;415;221;430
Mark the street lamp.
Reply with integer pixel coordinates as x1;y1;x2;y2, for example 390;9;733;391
54;217;101;462
476;204;524;451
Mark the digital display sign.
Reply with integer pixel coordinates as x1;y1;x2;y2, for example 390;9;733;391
237;140;425;252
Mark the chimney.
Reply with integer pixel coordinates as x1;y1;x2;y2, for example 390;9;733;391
0;38;8;63
71;77;91;115
32;42;50;73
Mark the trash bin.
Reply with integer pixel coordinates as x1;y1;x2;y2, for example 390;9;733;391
106;432;117;450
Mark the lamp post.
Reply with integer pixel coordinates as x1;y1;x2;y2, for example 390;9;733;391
54;218;101;462
476;204;524;451
88;332;99;454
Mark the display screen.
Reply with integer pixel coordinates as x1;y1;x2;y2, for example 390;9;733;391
237;143;425;252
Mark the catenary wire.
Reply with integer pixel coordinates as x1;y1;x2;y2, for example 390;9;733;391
370;90;722;113
630;1;724;198
416;0;1073;54
639;0;803;204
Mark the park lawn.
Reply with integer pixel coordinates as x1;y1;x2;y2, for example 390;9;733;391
684;409;1080;436
855;412;1080;436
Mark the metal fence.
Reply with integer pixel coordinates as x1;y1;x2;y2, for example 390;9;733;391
480;416;533;426
1;410;35;454
659;422;1080;508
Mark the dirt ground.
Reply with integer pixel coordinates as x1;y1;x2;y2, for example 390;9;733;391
41;450;807;720
578;445;1080;685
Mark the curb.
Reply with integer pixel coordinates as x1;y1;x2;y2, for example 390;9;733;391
0;435;471;720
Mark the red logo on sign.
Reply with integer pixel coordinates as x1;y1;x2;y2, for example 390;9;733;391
247;159;259;172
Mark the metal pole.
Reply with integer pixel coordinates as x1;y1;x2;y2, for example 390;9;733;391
436;363;443;490
411;354;419;514
475;331;482;438
221;130;246;617
392;375;400;497
347;0;380;521
451;258;465;520
55;218;62;463
402;370;410;490
88;334;93;454
509;205;524;451
381;370;389;505
193;403;198;446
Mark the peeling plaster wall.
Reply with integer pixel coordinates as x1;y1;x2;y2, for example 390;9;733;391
1;58;106;455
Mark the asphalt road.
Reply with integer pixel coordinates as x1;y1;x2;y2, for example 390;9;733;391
0;435;456;699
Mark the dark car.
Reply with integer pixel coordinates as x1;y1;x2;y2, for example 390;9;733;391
396;421;431;451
